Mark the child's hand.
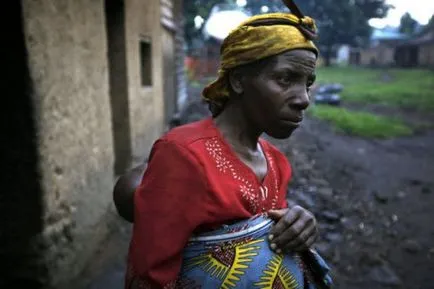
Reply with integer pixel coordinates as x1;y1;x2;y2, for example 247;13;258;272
267;206;318;253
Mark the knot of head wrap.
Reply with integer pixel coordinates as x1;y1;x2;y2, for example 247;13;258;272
301;16;315;27
202;12;319;104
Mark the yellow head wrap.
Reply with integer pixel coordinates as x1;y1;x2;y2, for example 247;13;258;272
202;12;319;103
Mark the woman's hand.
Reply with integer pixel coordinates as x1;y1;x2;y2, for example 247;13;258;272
267;205;318;253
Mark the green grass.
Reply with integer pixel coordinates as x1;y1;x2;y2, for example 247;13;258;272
315;67;434;110
308;105;413;138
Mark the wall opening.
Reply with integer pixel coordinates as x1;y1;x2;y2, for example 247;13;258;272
1;1;47;287
105;0;132;175
162;28;176;124
139;37;152;87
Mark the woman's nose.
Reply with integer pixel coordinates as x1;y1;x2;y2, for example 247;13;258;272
290;87;310;111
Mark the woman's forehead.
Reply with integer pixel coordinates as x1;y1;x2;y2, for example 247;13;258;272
272;50;317;73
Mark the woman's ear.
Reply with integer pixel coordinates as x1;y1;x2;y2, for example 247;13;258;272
228;69;244;95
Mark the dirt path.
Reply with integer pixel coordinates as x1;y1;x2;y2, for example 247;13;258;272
273;115;434;288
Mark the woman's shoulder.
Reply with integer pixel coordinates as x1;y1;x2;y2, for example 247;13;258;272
158;118;216;149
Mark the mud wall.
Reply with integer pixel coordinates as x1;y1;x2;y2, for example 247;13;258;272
21;0;115;287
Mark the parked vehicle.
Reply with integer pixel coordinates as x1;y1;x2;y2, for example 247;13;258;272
314;83;343;106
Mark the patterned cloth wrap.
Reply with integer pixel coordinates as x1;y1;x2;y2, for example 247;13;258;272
180;214;332;289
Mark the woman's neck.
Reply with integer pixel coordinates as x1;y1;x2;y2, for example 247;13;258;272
213;101;262;153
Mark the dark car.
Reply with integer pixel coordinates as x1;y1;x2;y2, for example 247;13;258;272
313;83;342;106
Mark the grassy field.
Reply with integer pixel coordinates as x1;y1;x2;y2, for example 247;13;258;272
307;67;434;138
315;67;434;111
308;105;413;138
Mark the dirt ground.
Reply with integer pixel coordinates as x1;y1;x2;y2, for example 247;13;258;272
272;106;434;288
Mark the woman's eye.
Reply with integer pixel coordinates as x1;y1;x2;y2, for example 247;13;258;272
280;78;290;84
277;75;291;85
307;75;316;87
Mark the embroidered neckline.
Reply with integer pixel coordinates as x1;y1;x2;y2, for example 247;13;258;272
205;118;271;186
204;119;280;213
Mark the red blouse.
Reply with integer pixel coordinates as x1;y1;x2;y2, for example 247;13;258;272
126;118;292;288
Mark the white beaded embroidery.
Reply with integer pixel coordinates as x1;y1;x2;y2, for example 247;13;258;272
205;139;232;173
271;195;279;209
205;138;275;213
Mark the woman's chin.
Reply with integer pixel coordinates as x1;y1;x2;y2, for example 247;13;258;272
265;127;297;139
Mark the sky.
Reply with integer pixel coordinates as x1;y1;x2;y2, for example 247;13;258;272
202;0;434;38
369;0;434;28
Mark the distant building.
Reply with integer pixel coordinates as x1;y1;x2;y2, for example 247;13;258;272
395;23;434;68
359;29;408;67
350;25;434;69
186;36;222;79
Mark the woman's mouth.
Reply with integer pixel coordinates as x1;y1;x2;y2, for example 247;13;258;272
280;118;302;128
281;115;303;123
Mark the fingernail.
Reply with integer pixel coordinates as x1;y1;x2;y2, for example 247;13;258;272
268;234;274;241
276;248;282;254
270;243;277;250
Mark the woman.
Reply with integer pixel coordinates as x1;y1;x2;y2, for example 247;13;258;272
124;3;332;288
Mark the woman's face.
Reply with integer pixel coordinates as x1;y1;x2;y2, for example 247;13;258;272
239;49;317;139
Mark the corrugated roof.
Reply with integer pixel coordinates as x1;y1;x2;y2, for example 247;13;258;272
371;29;409;41
398;25;434;46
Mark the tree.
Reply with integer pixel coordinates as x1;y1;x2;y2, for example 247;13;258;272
183;0;390;65
300;0;390;65
183;0;286;53
243;0;388;64
429;14;434;27
244;0;390;66
399;12;418;35
183;0;226;53
243;0;288;14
